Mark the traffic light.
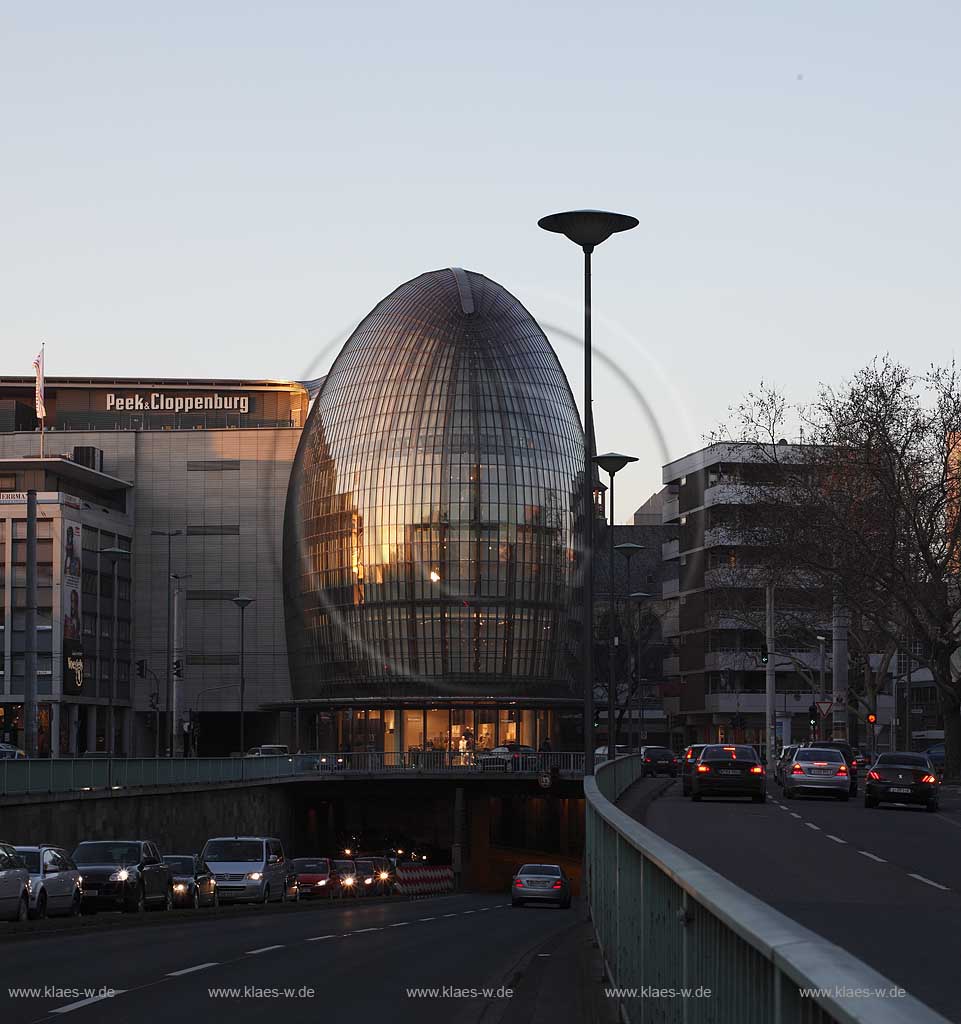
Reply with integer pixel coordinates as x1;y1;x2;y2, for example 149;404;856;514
136;659;147;678
173;659;183;678
808;704;818;728
867;713;877;725
149;692;159;710
760;645;769;665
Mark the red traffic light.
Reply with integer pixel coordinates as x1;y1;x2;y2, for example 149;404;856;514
867;713;877;724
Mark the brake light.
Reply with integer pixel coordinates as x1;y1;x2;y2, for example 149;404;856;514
686;751;694;761
921;774;937;784
791;764;804;775
868;770;881;781
749;764;764;774
835;764;848;776
552;881;562;889
644;757;652;763
514;879;524;888
696;764;711;773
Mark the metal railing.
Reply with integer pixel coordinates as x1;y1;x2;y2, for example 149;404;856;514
0;751;585;797
586;755;948;1024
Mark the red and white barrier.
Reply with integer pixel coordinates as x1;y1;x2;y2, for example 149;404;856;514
395;865;454;896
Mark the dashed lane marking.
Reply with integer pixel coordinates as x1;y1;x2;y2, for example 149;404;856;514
805;823;821;831
389;922;410;928
167;963;218;977
246;945;284;955
858;851;886;863
419;917;436;922
908;873;950;891
354;927;382;933
306;935;337;941
50;992;127;1015
790;813;802;819
826;835;847;844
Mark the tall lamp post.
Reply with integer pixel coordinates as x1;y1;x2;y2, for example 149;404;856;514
170;573;192;756
615;543;645;750
232;597;254;755
151;529;182;757
627;588;653;751
593;453;637;770
538;210;638;776
98;546;130;757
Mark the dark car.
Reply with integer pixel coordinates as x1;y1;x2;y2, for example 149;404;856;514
162;854;217;909
72;840;172;914
865;752;940;812
681;744;707;796
291;857;338;899
691;745;766;803
331;859;360;898
355;856;393;896
803;740;858;795
640;746;678;778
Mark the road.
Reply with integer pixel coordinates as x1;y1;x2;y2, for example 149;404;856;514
0;893;591;1024
626;777;961;1022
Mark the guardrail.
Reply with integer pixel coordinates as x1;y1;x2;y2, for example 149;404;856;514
586;755;948;1024
0;751;585;797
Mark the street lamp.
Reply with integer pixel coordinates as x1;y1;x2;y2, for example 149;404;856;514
98;546;130;758
628;592;654;753
816;634;827;743
232;597;254;754
615;543;645;750
151;529;182;756
593;452;638;769
539;209;638;777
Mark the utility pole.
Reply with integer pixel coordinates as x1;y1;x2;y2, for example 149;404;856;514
765;584;776;773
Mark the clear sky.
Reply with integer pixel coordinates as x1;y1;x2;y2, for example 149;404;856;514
3;3;958;518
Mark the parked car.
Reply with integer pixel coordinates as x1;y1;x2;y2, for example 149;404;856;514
291;857;338;899
0;742;26;760
783;748;850;801
774;745;799;787
640;746;679;777
511;863;571;909
691;745;766;802
331;858;360;897
162;854;218;909
925;743;945;773
244;745;289;757
72;840;171;914
681;744;708;796
15;846;82;918
865;752;940;812
478;744;538;771
802;740;858;795
201;836;287;904
0;842;31;922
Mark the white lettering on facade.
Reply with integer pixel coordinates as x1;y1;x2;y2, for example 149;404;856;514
105;393;250;414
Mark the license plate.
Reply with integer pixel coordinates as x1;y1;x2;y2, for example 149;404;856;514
530;880;550;888
889;787;911;794
811;769;833;775
719;769;740;776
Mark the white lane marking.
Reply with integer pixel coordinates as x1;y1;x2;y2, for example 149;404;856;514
478;907;491;911
805;823;821;831
790;813;802;819
51;992;127;1015
908;873;950;891
778;805;789;810
443;913;458;918
537;953;551;957
246;945;283;955
858;851;886;863
826;835;847;844
389;922;410;928
353;927;382;933
168;963;218;977
463;910;476;914
419;916;436;921
306;935;337;941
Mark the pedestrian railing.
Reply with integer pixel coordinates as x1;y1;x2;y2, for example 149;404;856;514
586;755;949;1024
0;750;584;797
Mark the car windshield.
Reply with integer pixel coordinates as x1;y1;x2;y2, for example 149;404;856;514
797;749;843;762
877;754;928;767
203;840;263;863
17;850;40;872
292;859;329;872
163;856;195;874
333;860;355;873
73;842;142;865
701;745;756;761
645;748;672;757
519;864;561;876
356;860;375;873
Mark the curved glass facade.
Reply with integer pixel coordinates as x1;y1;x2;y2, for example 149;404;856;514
284;268;583;704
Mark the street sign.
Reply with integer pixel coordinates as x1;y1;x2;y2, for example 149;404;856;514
538;772;552;790
816;701;834;718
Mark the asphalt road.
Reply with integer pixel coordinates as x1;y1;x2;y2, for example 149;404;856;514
626;777;961;1022
0;892;588;1024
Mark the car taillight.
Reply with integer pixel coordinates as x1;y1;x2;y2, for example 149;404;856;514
921;774;937;784
552;881;562;889
514;879;524;888
644;757;652;763
835;765;848;776
790;764;804;775
749;764;764;774
868;770;881;781
696;764;711;773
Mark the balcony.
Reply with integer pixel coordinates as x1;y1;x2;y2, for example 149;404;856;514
662;577;679;598
661;611;680;638
662;538;679;561
662;496;680;524
703;482;755;507
703;526;742;549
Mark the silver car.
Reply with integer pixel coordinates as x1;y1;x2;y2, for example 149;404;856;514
511;863;572;909
775;745;799;787
0;842;31;922
201;836;288;904
783;747;850;800
15;846;82;918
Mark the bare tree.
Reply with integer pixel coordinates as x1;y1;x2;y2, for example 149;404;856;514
715;358;961;776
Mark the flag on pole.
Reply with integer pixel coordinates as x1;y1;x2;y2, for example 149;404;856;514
33;346;45;419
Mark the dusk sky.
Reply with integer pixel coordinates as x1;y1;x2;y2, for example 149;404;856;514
3;2;958;517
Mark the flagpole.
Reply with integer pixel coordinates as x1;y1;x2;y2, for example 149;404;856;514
40;342;45;459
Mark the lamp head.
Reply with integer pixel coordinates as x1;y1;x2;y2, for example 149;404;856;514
593;452;638;477
232;597;254;610
538;210;639;252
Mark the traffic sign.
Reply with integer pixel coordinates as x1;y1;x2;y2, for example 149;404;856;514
816;701;834;718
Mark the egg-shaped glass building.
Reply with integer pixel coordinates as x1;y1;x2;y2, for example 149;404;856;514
284;269;584;754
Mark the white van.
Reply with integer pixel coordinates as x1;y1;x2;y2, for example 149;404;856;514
201;836;288;904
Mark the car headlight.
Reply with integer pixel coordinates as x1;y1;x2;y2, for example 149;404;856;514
316;880;327;886
364;877;373;885
379;872;389;881
109;869;130;882
246;872;263;881
343;876;355;886
173;883;187;893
